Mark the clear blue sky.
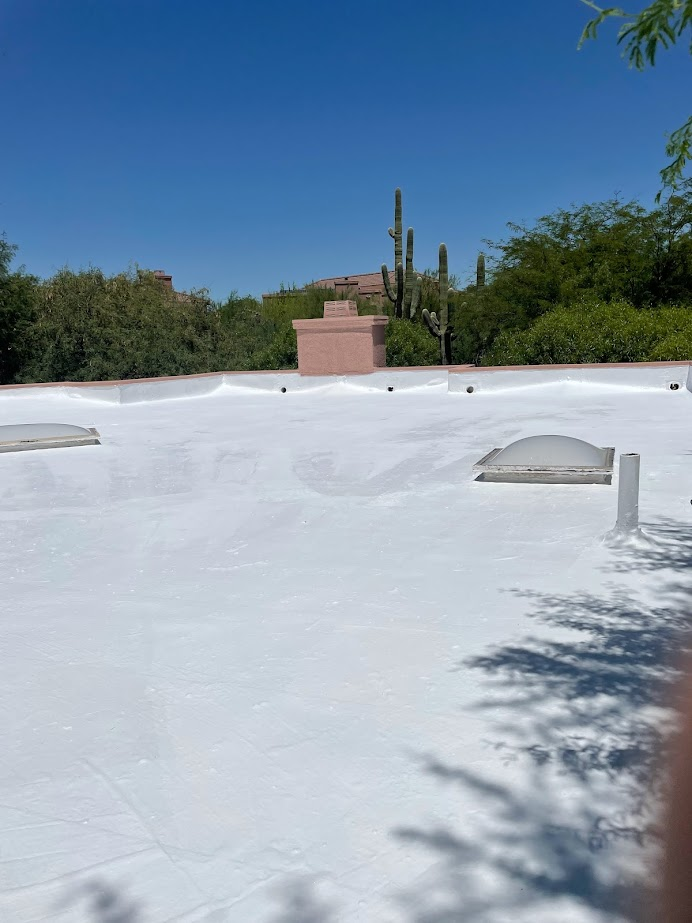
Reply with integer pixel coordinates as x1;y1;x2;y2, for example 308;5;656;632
1;0;688;299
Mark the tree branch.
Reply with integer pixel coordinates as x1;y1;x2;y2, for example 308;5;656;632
578;0;692;189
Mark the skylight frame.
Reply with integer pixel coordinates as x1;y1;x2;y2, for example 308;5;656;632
473;445;615;484
0;426;100;454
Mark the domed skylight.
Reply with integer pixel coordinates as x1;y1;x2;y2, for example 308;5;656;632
491;435;607;467
474;435;614;484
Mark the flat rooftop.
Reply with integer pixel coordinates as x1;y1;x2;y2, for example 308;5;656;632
1;365;691;922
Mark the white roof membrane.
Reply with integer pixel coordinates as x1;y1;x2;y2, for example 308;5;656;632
0;372;689;922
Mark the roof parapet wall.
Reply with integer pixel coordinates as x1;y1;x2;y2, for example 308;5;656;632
0;362;689;404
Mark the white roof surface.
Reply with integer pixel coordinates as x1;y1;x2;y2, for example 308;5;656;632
1;369;690;922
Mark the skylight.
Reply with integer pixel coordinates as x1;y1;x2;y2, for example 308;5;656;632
474;435;614;484
0;423;100;454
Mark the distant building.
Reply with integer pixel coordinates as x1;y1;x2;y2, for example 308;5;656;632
308;272;396;303
153;269;193;304
153;269;174;289
263;271;397;308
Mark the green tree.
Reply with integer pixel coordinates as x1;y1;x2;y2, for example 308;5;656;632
489;188;692;313
385;317;440;367
217;292;277;369
451;285;519;366
19;267;227;383
446;185;692;364
246;324;299;370
579;0;692;190
0;235;38;384
485;298;692;365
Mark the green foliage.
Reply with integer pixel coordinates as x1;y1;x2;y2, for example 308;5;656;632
0;246;399;384
17;267;224;383
385;317;440;367
451;285;515;366
0;235;38;384
485;299;692;366
491;190;692;312
449;185;692;365
246;324;298;370
6;178;692;382
216;292;276;370
579;0;692;189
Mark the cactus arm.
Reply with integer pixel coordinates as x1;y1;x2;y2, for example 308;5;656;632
382;264;397;304
422;308;440;336
406;227;414;270
422;244;454;364
404;227;414;315
443;322;454;361
409;275;422;319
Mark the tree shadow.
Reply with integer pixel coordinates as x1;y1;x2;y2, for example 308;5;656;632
607;517;692;577
268;875;338;923
393;519;692;922
57;874;337;922
59;879;140;922
395;758;659;923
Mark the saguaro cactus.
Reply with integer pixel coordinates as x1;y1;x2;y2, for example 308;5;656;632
423;243;455;365
476;252;486;288
381;188;422;319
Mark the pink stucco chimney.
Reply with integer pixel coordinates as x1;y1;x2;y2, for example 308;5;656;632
292;302;389;375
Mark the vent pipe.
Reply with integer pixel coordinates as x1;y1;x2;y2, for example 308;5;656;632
615;453;640;534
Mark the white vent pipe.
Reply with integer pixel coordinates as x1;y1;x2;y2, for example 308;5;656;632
615;453;640;534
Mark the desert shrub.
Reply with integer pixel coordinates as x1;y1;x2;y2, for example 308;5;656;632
0;235;38;384
385;317;440;367
486;186;692;319
647;332;692;361
17;267;225;382
246;323;298;370
217;293;277;369
485;299;692;366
